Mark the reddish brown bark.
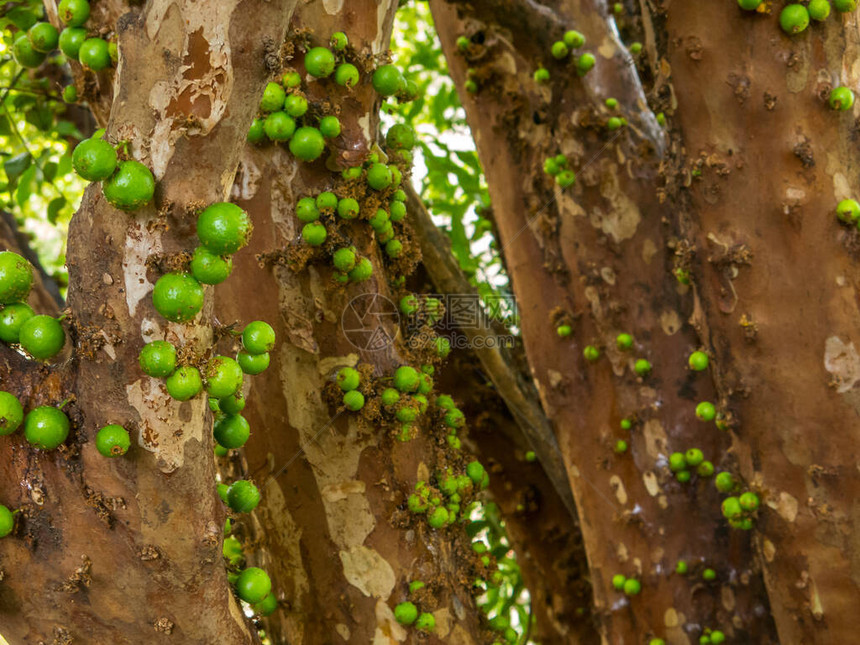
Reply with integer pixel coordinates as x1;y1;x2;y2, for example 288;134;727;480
431;0;778;642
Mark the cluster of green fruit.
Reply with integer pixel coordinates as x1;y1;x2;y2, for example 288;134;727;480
407;460;488;528
698;628;728;644
13;0;115;72
668;448;714;482
0;390;69;451
384;365;435;440
0;251;65;360
218;478;260;514
719;487;760;531
547;30;594;77
543;153;576;188
393;586;436;632
738;0;857;33
248;73;341;161
610;572;642;596
221;505;276;616
227;566;275;614
435;393;468;449
72;131;155;212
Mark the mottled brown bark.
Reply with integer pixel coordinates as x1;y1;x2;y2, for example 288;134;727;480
659;3;860;642
431;0;777;642
0;1;296;643
212;2;487;644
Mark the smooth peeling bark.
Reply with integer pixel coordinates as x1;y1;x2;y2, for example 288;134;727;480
431;0;778;642
660;3;860;641
0;1;296;643
214;2;486;643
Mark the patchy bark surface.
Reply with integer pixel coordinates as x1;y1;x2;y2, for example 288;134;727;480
0;1;296;642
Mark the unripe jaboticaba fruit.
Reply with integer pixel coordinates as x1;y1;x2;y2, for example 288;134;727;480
165;365;202;400
259;82;286;113
289;127;326;162
96;424;131;457
19;315;65;360
214;413;250;449
284;94;309;118
372;65;403;97
58;0;90;26
0;391;24;436
779;4;810;33
204;356;244;399
348;258;373;282
152;273;204;322
79;38;111;70
139;340;177;378
242;321;276;355
235;567;271;604
296;197;320;222
316;191;337;211
334;63;360;87
254;593;277;616
59;27;87;59
304;47;336;78
302;222;327;246
237;350;269;375
226;480;261;513
24;406;70;450
13;35;46;68
247;118;264;143
367;163;393;190
28;22;59;53
319;115;342;139
0;251;34;304
219;391;246;415
263;111;296;141
72;137;117;181
386;124;416;150
0;504;13;537
103;160;155;211
197;202;252;255
190;246;233;285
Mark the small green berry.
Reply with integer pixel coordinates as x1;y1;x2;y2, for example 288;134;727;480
415;612;435;632
24;406;70;450
289;127;326;162
739;491;760;511
611;573;626;590
629;42;642;55
834;0;857;11
556;170;576;188
576;53;596;75
557;324;572;337
427;507;448;529
614;439;628;454
334;63;360;87
330;32;348;51
389;201;407;221
263;112;296;141
19;315;65;360
367;163;393;190
669;452;686;472
227;480;261;513
190;247;232;285
0;252;33;305
702;568;717;582
260;82;286;112
620;418;632;430
28;22;59;54
237;351;269;375
605;97;619;109
372;64;404;97
348;258;373;282
242;321;275;355
634;358;651;376
96;424;130;457
296;197;320;222
623;578;641;595
197;202;252;255
165;366;203;401
696;461;714;477
204;356;243;399
319;115;342;138
254;593;277;616
583;345;600;362
676;470;692;483
316;192;337;211
62;85;78;103
534;67;550;83
13;34;46;68
779;4;810;34
101;159;156;212
688;350;709;371
695;401;716;421
710;631;726;644
220;391;246;415
738;0;763;9
563;30;586;48
715;472;736;493
305;47;336;78
830;86;855;111
235;567;271;604
394;366;420;393
58;0;90;26
0;391;25;436
152;273;204;323
284;94;309;118
78;38;111;70
302;222;327;246
337;367;360;391
0;505;14;537
837;198;860;222
466;460;485;484
394;601;418;625
214;413;250;449
808;0;831;19
139;340;177;378
721;496;743;519
616;333;633;350
551;41;569;59
684;448;704;468
675;560;688;575
59;27;87;59
343;390;365;411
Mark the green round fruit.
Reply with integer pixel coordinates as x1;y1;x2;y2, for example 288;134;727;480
829;86;854;111
669;452;686;472
253;593;277;616
0;302;34;343
389;200;406;221
367;163;392;190
695;401;716;421
332;247;356;273
715;471;736;493
13;34;46;68
612;574;626;590
235;567;271;604
316;192;337;211
385;239;402;258
684;448;704;467
197;202;252;255
348;258;373;282
62;85;78;103
204;356;244;399
551;41;569;59
564;30;586;48
103;160;155;211
583;345;600;362
59;27;87;59
19;315;65;360
227;480;260;513
96;424;130;457
302;222;327;246
386;124;416;150
79;38;110;70
0;505;13;537
152;273;204;323
0;391;24;436
372;64;403;96
165;365;202;400
237;350;269;375
284;94;308;118
335;198;359;221
343;390;365;411
190;246;233;285
738;0;763;9
623;578;641;595
427;506;448;529
319;115;341;138
28;22;59;53
214;413;250;449
616;333;633;350
334;63;360;87
556;170;575;188
576;53;596;75
289;127;326;161
534;67;550;83
283;71;301;88
219;391;245;415
808;0;830;19
836;198;860;222
259;82;286;113
263;111;296;141
336;367;361;392
72;137;117;181
394;601;418;625
242;321;275;354
247;117;265;143
58;0;90;26
304;47;336;78
139;340;177;377
296;197;320;222
697;461;715;477
721;496;743;519
634;358;651;376
779;4;810;33
688;350;709;371
369;208;390;230
24;406;70;450
330;31;348;51
834;0;857;11
739;491;760;511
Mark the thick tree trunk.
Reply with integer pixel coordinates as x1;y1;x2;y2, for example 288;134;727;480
430;0;778;642
0;1;296;642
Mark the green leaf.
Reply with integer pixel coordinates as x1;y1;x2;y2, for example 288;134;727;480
15;165;36;207
47;196;66;224
4;152;32;184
